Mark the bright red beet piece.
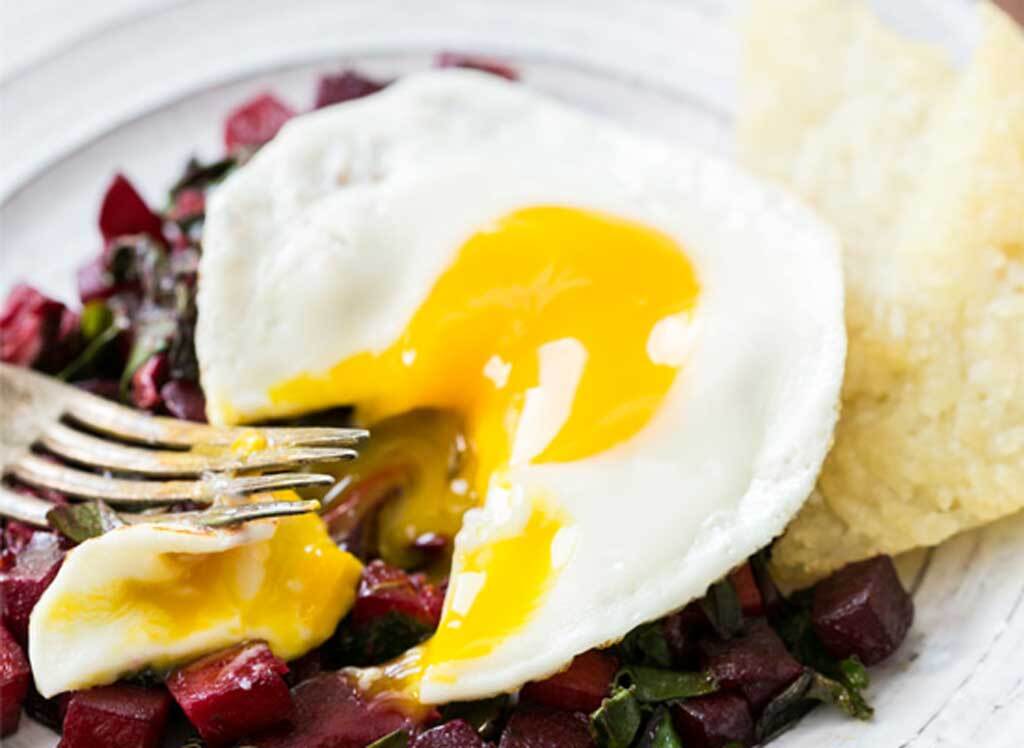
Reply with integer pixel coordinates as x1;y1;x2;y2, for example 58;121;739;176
131;353;169;410
1;531;65;644
168;640;293;746
352;560;445;629
671;693;754;748
59;685;171;748
251;672;413;748
160;379;207;422
224;93;295;151
728;564;764;617
0;285;81;372
98;174;164;244
414;720;487;748
314;71;387;109
499;709;593;748
698;618;805;713
0;624;31;736
169;189;206;222
812;555;913;666
520;650;618;713
435;52;519;81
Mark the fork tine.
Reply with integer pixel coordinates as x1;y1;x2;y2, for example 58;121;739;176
64;389;368;449
9;453;336;504
39;422;357;477
0;485;51;527
127;499;323;527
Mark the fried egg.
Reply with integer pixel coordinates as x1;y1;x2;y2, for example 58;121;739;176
199;70;841;703
30;512;362;697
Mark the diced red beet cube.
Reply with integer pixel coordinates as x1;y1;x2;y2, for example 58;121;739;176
159;379;207;422
728;564;764;617
520;650;618;713
0;624;31;736
671;693;754;748
131;353;169;410
3;521;39;555
224;93;295;151
98;174;165;244
74;378;122;401
414;719;487;748
0;285;81;373
168;640;293;746
251;672;413;748
169;189;206;223
435;52;519;81
352;560;445;629
698;618;805;714
811;555;913;666
314;70;387;109
1;531;65;644
662;602;708;666
499;709;594;748
59;685;171;748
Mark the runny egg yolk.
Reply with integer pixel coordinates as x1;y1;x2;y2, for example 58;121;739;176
271;205;699;679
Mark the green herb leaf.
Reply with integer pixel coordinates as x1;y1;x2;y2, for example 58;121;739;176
840;656;870;690
807;670;873;720
81;300;114;340
46;501;125;543
327;611;433;668
636;707;683;748
615;665;717;703
366;730;409;748
700;579;744;639
169;155;240;198
439;696;509;738
619;621;672;667
755;670;817;744
590;686;643;748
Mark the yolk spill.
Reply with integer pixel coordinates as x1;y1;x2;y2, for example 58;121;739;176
47;508;363;672
269;205;700;681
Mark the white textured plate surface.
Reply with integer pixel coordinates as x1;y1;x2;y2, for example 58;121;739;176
1;1;1021;746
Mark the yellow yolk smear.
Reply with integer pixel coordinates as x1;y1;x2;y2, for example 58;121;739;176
271;205;699;690
46;508;362;675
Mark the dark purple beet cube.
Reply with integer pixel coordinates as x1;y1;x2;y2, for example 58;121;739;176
698;618;805;713
499;709;594;748
414;719;487;747
224;93;295;151
0;623;30;736
98;174;165;244
59;684;171;748
663;602;709;666
671;693;754;748
314;71;387;108
160;379;207;422
520;649;618;713
167;640;293;746
251;672;413;748
812;555;913;665
353;560;445;629
1;530;65;644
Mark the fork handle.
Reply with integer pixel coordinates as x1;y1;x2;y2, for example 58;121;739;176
0;486;52;527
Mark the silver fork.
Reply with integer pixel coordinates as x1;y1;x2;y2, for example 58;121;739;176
0;362;367;530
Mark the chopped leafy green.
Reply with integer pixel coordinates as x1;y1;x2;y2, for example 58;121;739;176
367;730;409;748
439;695;509;738
700;578;744;639
590;686;643;748
755;671;818;743
840;656;870;690
327;611;433;668
169;155;241;198
807;670;873;720
81;301;114;340
46;501;124;543
614;665;717;703
636;707;683;748
619;621;672;667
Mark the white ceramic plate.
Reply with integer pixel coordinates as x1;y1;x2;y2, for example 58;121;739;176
2;1;1022;746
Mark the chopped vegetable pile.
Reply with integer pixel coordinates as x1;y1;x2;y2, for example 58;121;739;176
0;54;914;747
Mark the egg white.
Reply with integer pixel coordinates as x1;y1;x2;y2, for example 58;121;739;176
197;70;845;703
